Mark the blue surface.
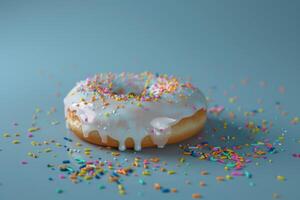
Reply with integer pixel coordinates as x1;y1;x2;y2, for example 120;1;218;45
0;0;300;199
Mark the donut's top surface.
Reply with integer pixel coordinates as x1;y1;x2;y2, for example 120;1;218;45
64;72;207;150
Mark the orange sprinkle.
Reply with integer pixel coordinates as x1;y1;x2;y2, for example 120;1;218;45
192;193;202;199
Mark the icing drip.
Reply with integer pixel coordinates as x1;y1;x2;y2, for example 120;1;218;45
64;72;207;151
150;117;177;148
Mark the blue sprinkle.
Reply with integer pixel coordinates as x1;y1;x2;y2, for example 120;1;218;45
63;137;73;142
62;160;70;164
161;188;170;193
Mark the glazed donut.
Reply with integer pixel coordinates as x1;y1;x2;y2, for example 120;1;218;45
64;72;207;151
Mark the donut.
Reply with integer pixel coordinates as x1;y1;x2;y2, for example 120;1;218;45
64;72;207;151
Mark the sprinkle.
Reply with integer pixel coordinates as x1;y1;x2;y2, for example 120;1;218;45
150;157;160;163
21;160;28;165
167;170;176;175
138;179;145;185
192;193;202;199
59;174;66;179
179;157;185;163
28;127;40;132
208;106;224;115
216;176;225;182
98;185;106;190
291;117;299;125
3;133;10;138
12;140;20;144
171;188;177;193
44;148;52;153
75;142;82;147
111;152;120;156
56;189;63;194
142;170;151;176
63;137;73;142
162;188;170;193
200;171;209;176
225;175;233;180
27;152;38;158
229;96;237;103
153;183;161;190
244;171;252;178
199;181;206;187
276;175;286;181
51;120;60;125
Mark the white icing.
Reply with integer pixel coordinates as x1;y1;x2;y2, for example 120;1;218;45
64;73;207;151
150;117;177;148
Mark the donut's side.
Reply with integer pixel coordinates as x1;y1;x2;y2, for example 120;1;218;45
66;108;207;149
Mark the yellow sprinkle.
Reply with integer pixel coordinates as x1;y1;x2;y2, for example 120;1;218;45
111;152;120;156
276;175;286;181
258;108;264;113
119;190;126;195
84;175;93;180
44;148;52;153
3;133;10;138
31;141;38;146
55;143;62;147
168;170;176;175
28;127;40;132
118;184;124;190
108;166;114;170
76;142;82;147
142;170;151;176
136;102;142;107
225;175;233;180
12;140;20;144
27;152;38;158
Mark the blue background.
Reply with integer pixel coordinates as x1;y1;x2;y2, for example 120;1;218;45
0;0;299;200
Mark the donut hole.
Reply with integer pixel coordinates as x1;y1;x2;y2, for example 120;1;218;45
112;80;145;97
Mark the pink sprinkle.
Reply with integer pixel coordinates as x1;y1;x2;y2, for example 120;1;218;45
231;171;244;176
59;174;66;179
208;106;225;115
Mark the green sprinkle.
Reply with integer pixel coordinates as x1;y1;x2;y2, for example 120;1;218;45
99;185;106;190
138;179;145;185
56;189;63;194
168;170;176;175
